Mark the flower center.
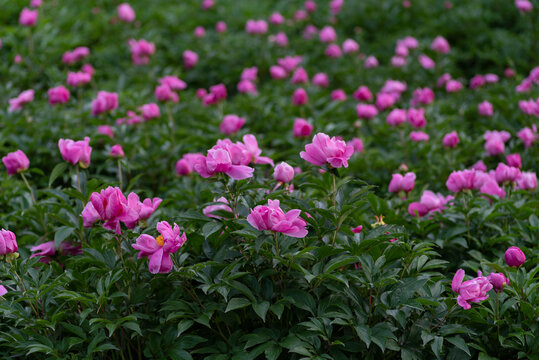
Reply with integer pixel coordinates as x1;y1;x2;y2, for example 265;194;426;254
155;235;165;247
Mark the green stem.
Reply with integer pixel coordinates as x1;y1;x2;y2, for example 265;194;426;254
76;166;82;193
117;159;123;190
166;103;175;148
273;232;280;257
20;172;36;205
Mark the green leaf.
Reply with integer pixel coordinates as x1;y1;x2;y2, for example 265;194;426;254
354;325;371;348
122;322;142;337
54;226;75;248
447;336;470;356
225;297;251;312
177;320;194;337
252;301;270;322
49;162;68;187
202;221;223;239
431;336;443;359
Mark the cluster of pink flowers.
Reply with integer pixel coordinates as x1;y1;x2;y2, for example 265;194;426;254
62;46;90;65
91;91;119;116
31;241;82;264
245;20;268;34
199;83;227;106
247;199;308;238
82;186;162;234
388;172;416;197
238;67;258;95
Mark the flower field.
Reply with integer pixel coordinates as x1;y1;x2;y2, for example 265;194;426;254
0;0;538;358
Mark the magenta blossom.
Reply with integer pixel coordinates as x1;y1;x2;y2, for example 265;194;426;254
2;150;30;175
442;131;459;148
274;162;294;183
192;149;254;180
110;145;125;158
62;47;90;65
354;86;372;101
0;229;18;255
388;172;416;195
183;50;199;69
494;163;521;184
487;272;509;293
408;108;426;128
505;246;526;267
67;71;91;87
484;130;510;156
9;89;34;112
408;190;453;217
410;131;430;142
478;101;493;117
431;35;450;53
19;8;38;26
117;3;136;22
517;127;537;148
48;86;70;106
128;39;155;65
293;118;313;138
516;172;537;190
220;115;246;135
30;241;83;264
159;76;187;91
91;91;118;116
58;137;92;168
203;197;233;219
132;221;186;274
452;269;492;310
356;104;378;120
300;133;354;168
292;88;308;106
247;199;308;238
140;103;160;120
446;170;475;192
175;153;202;176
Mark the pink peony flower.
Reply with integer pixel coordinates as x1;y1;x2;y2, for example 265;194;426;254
386;109;407;126
274;162;295;183
452;269;492;310
410;131;429;142
516;172;537;190
364;55;379;68
245;19;268;34
411;87;434;106
325;44;342;58
331;89;347;102
480;179;506;199
175;153;202;176
91;91;118;115
408;190;453;217
117;3;136;22
471;160;487;172
312;73;329;87
293;118;313;138
247;199;308;238
132;221;186;274
388;172;416;195
291;67;309;84
446;170;475;192
352;225;363;234
277;56;302;72
354;86;373;101
216;21;227;33
110;144;125;158
515;0;533;12
506;153;521;168
192;149;254;180
517;127;537;148
445;80;463;92
9;89;34;112
159;76;187;91
376;93;396;111
319;26;337;43
478;101;493;117
203;197;233;219
487;272;509;293
155;84;179;103
494;163;521;184
270;65;287;79
2;150;30;175
67;71;91;87
140;103;160;120
342;39;359;54
484;130;510;156
431;35;450;53
0;229;18;255
305;0;317;12
128;39;155;65
183;50;199;69
442;131;459;148
348;138;364;154
48;86;70;106
300;133;354;168
356;104;378;120
220;114;246;135
62;47;90;65
292;88;308;106
418;54;435;69
98;125;115;138
241;67;258;81
58;137;92;168
269;12;285;25
19;8;38;26
194;26;205;38
408;108;426;128
505;246;526;267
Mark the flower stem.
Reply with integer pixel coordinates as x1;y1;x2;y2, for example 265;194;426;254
20;172;36;205
166;103;175;148
117;159;123;190
273;232;280;257
76;166;82;193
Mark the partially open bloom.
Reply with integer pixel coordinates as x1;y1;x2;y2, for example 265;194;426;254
418;54;435;69
446;170;475;192
140;103;160;120
516;172;537;190
331;89;346;102
312;73;328;87
300;133;354;168
293;118;313;138
220;115;246;135
194;26;205;38
478;101;493;116
342;39;359;54
62;47;90;65
202;84;227;106
452;269;492;310
247;199;308;238
19;8;38;26
376;93;396;111
505;246;526;267
0;229;18;255
117;3;136;22
155;84;179;103
132;221;186;274
2;150;30;175
48;86;70;105
245;20;268;34
484;130;510;156
515;0;533;12
98;125;115;138
292;88;308;106
58;137;92;168
110;144;125;158
517;127;537;148
9;90;34;112
495;163;521;184
192;149;254;180
506;153;521;168
348;138;364;154
480;179;506;199
388;172;416;196
0;285;6;296
445;80;463;92
431;35;450;53
352;225;363;234
216;21;227;33
408;190;453;217
354;86;372;101
364;55;379;68
91;91;118;115
487;273;509;292
128;39;155;65
410;131;429;142
30;241;82;264
183;50;199;69
175;153;202;176
356;104;378;120
408;108;426;128
319;26;337;43
411;87;434;106
274;162;294;183
442;131;459;148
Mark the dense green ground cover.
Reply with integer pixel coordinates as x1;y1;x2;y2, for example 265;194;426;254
0;0;537;358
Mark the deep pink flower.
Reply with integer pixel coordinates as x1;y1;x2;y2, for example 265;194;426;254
325;44;342;58
319;26;337;43
470;75;485;90
247;199;308;238
300;133;354;168
277;56;302;72
91;91;118;115
364;55;379;68
67;71;91;87
442;131;459;148
487;272;509;292
356;104;378;120
293;118;313;138
175;153;201;176
480;179;506;199
446;170;475;192
516;172;537;190
220;115;246;135
506;153;521;168
352;225;363;234
411;87;434;106
408;108;426;128
30;241;56;264
517;127;537;148
245;20;268;34
274;162;294;183
418;54;435;69
140;103;160;120
132;221;186;274
192;149;254;180
446;80;463;92
495;163;521;184
159;76;186;91
505;246;526;267
117;3;136;22
515;0;533;12
2;150;30;175
183;50;199;69
386;109;407;126
342;39;359;54
305;0;317;12
194;26;205;38
216;21;227;33
58;137;92;168
48;86;70;105
331;89;346;102
292;88;308;106
128;39;155;65
0;229;18;255
110;144;125;158
452;269;492;310
376;93;396;111
478;101;493;117
9;89;34;112
484;130;510;156
62;47;90;65
388;172;416;194
270;65;287;79
431;36;450;53
19;8;38;26
410;131;429;142
354;86;372;101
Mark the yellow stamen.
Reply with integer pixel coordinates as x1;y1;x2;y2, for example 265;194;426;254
155;235;165;247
